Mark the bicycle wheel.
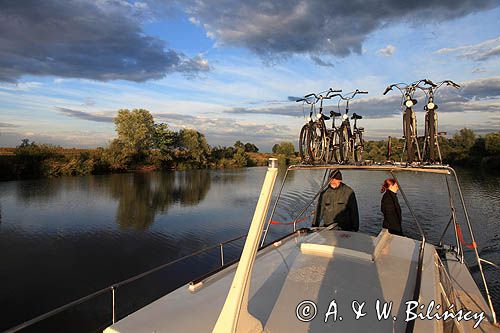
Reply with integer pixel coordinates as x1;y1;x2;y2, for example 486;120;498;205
340;125;350;163
332;130;342;163
428;109;436;162
299;124;310;162
404;109;414;163
324;133;332;164
309;122;326;163
354;131;364;162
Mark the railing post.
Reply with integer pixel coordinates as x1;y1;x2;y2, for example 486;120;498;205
111;286;116;324
220;243;224;266
448;167;497;325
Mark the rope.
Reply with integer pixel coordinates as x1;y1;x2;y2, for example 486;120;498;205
455;223;476;249
270;211;315;225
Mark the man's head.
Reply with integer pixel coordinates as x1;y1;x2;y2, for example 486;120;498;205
329;169;342;188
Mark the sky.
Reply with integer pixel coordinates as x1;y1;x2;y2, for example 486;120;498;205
0;0;499;152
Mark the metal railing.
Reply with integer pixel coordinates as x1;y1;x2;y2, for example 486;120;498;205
5;234;247;333
389;170;427;333
262;164;497;328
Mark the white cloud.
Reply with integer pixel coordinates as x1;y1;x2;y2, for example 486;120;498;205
436;36;500;61
377;44;396;57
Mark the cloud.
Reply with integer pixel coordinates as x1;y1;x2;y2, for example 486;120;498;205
310;55;334;67
223;76;500;118
225;105;303;117
55;107;114;123
458;76;500;99
186;1;498;60
0;0;210;82
377;44;396;57
154;112;295;149
436;36;500;61
0;122;19;128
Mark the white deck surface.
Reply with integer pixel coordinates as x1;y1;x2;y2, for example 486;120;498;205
104;228;491;332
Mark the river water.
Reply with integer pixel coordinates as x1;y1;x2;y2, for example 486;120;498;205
0;167;498;332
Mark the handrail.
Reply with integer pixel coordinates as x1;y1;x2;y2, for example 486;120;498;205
5;234;247;333
389;170;426;333
447;167;497;325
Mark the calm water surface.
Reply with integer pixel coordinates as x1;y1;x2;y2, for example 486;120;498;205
0;167;498;332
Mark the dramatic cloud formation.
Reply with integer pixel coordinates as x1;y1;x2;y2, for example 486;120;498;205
186;0;499;60
224;77;500;118
377;44;396;57
436;36;500;61
0;0;210;82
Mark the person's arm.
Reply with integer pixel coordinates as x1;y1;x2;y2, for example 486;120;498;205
348;191;359;232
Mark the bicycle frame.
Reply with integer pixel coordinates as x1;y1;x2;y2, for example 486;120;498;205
417;79;460;164
337;90;368;162
383;82;423;164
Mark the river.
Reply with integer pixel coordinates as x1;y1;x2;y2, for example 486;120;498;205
0;167;498;332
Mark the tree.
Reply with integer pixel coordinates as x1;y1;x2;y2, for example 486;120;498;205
485;132;500;155
274;141;295;157
234;141;244;149
178;129;211;166
114;109;155;154
244;142;259;153
153;123;176;163
272;144;280;154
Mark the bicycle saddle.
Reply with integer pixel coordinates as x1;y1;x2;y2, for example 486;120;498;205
351;113;363;120
330;111;342;117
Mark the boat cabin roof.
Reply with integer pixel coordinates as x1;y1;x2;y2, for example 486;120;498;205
105;227;446;332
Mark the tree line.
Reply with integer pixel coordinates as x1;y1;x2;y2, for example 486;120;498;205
0;108;498;180
364;128;500;169
0;109;298;180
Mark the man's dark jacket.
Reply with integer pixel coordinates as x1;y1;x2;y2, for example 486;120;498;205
313;183;359;231
381;190;402;235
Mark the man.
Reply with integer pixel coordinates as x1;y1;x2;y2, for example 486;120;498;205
313;169;359;231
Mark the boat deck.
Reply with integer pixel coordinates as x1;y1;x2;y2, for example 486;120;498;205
105;227;449;332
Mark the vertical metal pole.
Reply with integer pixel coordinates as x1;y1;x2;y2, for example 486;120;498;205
260;168;289;247
111;286;116;324
448;167;497;324
444;175;463;263
220;243;225;266
390;171;426;239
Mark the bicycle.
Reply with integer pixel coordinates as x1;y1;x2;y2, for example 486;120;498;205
383;81;424;164
416;79;460;164
337;90;368;163
297;89;342;164
297;94;318;163
313;89;343;164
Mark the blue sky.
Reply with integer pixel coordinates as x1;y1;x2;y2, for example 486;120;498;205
0;1;499;151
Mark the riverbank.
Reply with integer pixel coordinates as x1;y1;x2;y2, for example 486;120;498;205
0;147;299;181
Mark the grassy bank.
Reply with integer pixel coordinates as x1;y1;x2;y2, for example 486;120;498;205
0;144;300;181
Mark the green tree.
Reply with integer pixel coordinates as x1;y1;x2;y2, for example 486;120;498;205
274;141;295;157
272;144;280;154
178;129;211;166
485;132;500;155
114;109;155;154
234;140;244;149
153;123;176;164
244;142;259;153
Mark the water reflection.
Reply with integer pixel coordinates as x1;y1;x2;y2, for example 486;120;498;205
110;171;211;230
15;178;64;204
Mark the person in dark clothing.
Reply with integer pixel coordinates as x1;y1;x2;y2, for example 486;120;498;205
380;178;403;236
313;169;359;231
